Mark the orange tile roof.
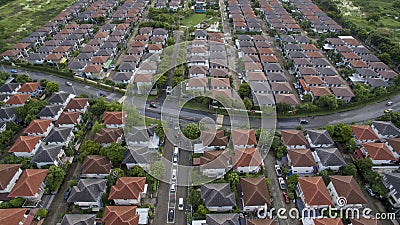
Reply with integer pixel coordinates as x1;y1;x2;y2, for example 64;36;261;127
362;142;396;161
82;155;112;175
17;82;40;93
281;130;308;146
5;94;30;105
314;218;344;225
0;208;27;225
65;98;89;111
102;206;139;225
8;169;48;197
298;177;333;206
109;177;146;200
233;148;263;168
8;136;42;153
103;112;124;125
240;177;271;206
287;149;316;167
24;119;52;134
0;164;21;190
231;129;257;146
350;125;379;141
329;176;368;205
55;111;81;125
94;128;123;144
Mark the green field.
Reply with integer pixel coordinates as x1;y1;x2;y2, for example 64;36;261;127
333;0;400;43
0;0;77;52
180;13;208;27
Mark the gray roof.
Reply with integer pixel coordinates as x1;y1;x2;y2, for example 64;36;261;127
67;179;107;203
126;127;155;143
253;93;275;106
316;67;337;76
201;183;236;208
0;83;20;93
122;146;154;165
45;127;73;143
267;72;286;82
372;121;400;137
384;173;400;198
31;145;63;164
68;61;87;70
195;29;207;37
307;130;334;146
206;213;239;225
249;81;271;92
112;72;133;82
366;78;389;88
315;148;346;167
0;107;16;120
48;92;71;104
153;28;168;36
27;53;46;61
118;62;136;71
38;105;63;118
61;214;96;225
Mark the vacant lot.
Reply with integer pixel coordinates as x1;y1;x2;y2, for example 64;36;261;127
333;0;400;43
0;0;77;52
180;14;207;27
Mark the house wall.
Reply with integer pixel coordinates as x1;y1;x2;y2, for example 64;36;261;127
113;197;140;205
0;168;22;193
235;166;260;174
207;206;233;212
290;166;314;175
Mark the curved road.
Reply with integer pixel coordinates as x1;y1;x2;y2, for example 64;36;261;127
2;66;399;129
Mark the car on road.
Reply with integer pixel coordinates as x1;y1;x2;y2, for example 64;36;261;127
365;185;375;197
149;102;157;108
166;86;172;95
64;188;71;200
384;108;393;113
299;119;309;124
10;69;18;73
387;101;393;106
274;165;282;177
168;209;174;221
170;183;176;192
65;81;72;86
173;155;178;165
178;197;184;210
282;192;290;204
172;169;177;181
278;177;287;190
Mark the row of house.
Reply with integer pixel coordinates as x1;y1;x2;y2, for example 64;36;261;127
260;0;301;33
111;0;148;23
226;0;262;32
325;36;398;87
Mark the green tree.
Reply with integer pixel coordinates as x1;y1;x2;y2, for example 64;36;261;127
346;138;357;153
78;140;101;162
188;187;201;210
238;82;250;98
15;74;33;83
197;204;209;216
9;198;24;207
276;102;293;113
90;97;108;115
227;171;239;186
150;160;166;178
129;166;146;177
366;12;380;22
100;143;126;166
46;81;59;94
16;99;47;125
243;97;253;110
45;165;66;192
91;121;105;134
338;163;357;176
353;83;371;102
124;105;144;127
378;52;391;65
332;123;352;142
40;79;48;87
315;95;338;110
35;208;48;219
355;158;373;172
108;168;125;187
182;123;200;139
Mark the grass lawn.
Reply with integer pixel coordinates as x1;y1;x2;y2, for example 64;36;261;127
180;13;208;27
0;0;77;52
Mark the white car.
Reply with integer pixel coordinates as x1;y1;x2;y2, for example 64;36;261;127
386;101;393;106
278;177;287;190
274;165;282;177
178;198;184;210
172;169;177;181
170;183;176;192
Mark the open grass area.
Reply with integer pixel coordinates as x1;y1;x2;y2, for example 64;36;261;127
0;0;77;52
180;13;208;27
333;0;400;43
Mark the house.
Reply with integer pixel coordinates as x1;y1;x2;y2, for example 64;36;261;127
125;126;159;151
350;125;380;144
108;177;147;205
205;214;239;225
47;91;74;106
231;129;257;149
232;148;263;173
371;121;400;139
189;66;208;78
194;29;207;40
102;206;140;225
247;219;275;225
23;119;53;136
103;112;124;128
8;136;42;157
0;83;21;94
0;208;28;225
186;78;208;93
275;94;299;107
122;146;152;170
81;155;112;178
55;111;81;128
31;145;65;168
312;148;346;172
60;214;96;225
383;172;400;208
281;130;308;149
386;138;400;158
67;179;107;211
287;149;317;175
331;86;354;103
240;177;271;212
113;72;133;84
361;142;397;164
210;78;230;90
94;128;123;146
37;105;64;121
8;169;48;206
16;82;40;96
350;218;382;225
306;130;334;148
200;183;236;212
328;176;368;208
44;127;74;146
0;164;22;193
5;94;30;107
313;218;344;225
297;177;333;211
196;150;231;177
194;130;228;153
0;108;16;122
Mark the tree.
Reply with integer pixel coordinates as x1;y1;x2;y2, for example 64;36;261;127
182;123;200;139
124;105;144;127
129;166;146;177
91;121;105;134
346;138;357;153
35;208;48;219
355;158;373;173
227;171;239;186
100;143;126;166
188;187;201;210
315;95;338;110
338;163;357;176
45;81;59;94
16;99;47;125
9;198;24;207
238;82;250;98
276;102;293;113
108;168;124;187
366;12;380;22
172;75;185;87
332;123;352;142
150;160;165;178
243;97;253;110
45;165;66;192
40;79;48;87
15;74;33;83
303;93;312;102
78;140;101;162
378;52;391;65
353;83;371;102
167;37;176;46
90;97;108;115
197;204;209;216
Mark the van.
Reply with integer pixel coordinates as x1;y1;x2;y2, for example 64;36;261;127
174;146;179;155
178;198;184;210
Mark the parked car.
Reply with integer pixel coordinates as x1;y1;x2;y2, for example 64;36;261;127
168;209;174;221
282;192;290;204
64;188;71;200
149;102;157;108
65;81;72;86
384;109;393;113
172;169;177;181
170;183;176;192
178;197;184;210
365;185;375;197
278;177;287;190
386;101;393;106
10;69;18;73
274;165;282;177
299;119;309;124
